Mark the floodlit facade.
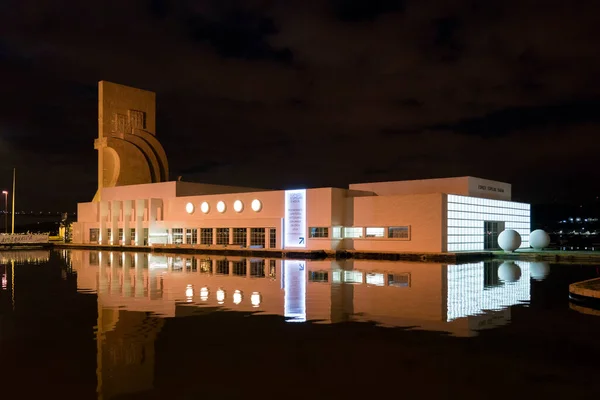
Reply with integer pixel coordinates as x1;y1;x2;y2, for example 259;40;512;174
72;176;531;253
74;81;530;253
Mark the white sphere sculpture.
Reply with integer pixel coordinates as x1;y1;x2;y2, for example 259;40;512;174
498;261;522;282
529;229;550;250
497;229;521;252
529;262;550;281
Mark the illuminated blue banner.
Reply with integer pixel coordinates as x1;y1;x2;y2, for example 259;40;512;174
284;189;306;248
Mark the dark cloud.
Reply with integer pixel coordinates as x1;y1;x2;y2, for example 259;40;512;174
0;0;600;210
331;0;405;22
430;16;463;62
429;98;600;136
185;11;293;63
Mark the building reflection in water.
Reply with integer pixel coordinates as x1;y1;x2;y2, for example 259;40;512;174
0;250;50;265
66;250;545;399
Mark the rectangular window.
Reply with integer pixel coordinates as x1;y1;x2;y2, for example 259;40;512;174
130;228;136;243
107;228;112;242
172;228;184;244
232;260;247;276
186;228;198;245
269;228;277;248
118;228;124;243
343;270;363;284
89;251;99;266
332;226;342;239
269;259;276;279
199;259;212;274
201;228;213;245
343;227;363;238
216;228;229;245
388;226;410;239
172;257;183;271
365;227;384;238
216;259;229;275
366;273;385;286
143;228;149;245
388;273;410;287
308;271;328;283
232;228;247;246
250;228;265;247
309;227;329;238
89;228;99;243
186;258;197;272
250;260;265;278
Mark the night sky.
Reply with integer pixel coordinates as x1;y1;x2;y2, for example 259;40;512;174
1;0;599;212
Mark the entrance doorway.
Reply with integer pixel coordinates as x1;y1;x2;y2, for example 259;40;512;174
484;221;505;250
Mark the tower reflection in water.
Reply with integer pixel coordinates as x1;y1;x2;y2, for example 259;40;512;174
66;250;545;399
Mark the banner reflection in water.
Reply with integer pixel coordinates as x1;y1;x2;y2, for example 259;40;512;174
283;260;306;322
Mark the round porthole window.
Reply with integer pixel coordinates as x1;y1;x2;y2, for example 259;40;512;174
251;199;262;212
233;200;244;212
185;202;195;214
216;201;226;213
200;202;210;214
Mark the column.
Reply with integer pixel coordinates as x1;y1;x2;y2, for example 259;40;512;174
135;199;145;246
229;228;234;245
246;228;252;248
110;201;121;245
110;253;120;295
135;258;145;298
123;253;132;297
98;251;108;294
122;200;133;245
212;228;217;245
99;201;109;245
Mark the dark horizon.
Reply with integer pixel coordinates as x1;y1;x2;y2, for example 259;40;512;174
1;0;599;211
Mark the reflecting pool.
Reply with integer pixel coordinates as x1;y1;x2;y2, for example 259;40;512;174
1;250;600;399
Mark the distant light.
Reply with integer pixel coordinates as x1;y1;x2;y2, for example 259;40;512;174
233;200;244;213
216;288;225;304
201;202;210;214
216;201;226;213
186;202;195;214
233;290;243;305
200;287;209;301
250;292;261;307
251;199;262;212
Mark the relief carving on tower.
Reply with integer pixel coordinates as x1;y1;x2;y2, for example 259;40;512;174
112;110;146;135
93;81;170;202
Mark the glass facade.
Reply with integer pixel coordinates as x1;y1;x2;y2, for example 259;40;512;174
250;228;265;246
172;228;184;244
232;228;247;245
200;228;213;245
216;228;229;245
447;194;530;252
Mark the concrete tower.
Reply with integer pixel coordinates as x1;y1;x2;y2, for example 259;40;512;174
93;81;169;202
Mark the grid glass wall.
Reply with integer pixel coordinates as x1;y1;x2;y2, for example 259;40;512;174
447;194;530;252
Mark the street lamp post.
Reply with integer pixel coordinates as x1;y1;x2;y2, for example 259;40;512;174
2;190;7;234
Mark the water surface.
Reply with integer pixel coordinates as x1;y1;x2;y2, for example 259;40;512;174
1;250;600;399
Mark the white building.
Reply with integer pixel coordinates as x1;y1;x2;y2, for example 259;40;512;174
72;175;530;253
